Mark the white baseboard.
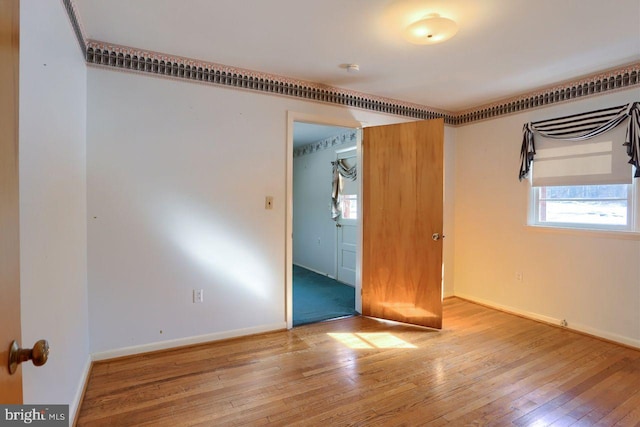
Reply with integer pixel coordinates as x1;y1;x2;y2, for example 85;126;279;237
454;292;640;350
567;321;640;350
70;355;92;425
91;322;287;361
293;263;336;279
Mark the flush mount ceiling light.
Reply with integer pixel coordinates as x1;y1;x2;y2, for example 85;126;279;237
403;13;458;45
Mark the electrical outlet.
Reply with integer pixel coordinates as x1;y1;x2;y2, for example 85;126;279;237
265;196;273;210
193;289;204;303
515;272;523;282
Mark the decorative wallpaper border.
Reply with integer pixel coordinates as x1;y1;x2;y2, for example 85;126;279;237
293;130;358;158
62;0;87;56
455;63;640;124
65;1;639;126
85;40;455;124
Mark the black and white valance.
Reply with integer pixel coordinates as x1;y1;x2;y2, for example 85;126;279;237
331;159;357;220
519;102;640;181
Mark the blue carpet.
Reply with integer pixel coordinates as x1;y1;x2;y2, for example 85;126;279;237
293;265;357;326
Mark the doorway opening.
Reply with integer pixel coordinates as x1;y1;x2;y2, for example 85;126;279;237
286;113;362;328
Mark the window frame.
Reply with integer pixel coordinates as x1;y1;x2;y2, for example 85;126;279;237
340;193;358;221
529;180;638;232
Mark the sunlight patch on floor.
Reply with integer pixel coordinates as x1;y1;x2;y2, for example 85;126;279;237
379;302;438;319
328;332;417;349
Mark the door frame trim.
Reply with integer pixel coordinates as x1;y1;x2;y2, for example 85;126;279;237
285;111;362;329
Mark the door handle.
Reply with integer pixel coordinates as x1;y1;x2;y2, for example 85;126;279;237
8;339;49;374
336;223;342;228
432;233;440;241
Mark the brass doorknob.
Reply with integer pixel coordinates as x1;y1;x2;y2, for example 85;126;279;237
8;339;49;375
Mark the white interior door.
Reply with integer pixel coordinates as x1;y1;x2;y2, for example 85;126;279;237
336;149;357;286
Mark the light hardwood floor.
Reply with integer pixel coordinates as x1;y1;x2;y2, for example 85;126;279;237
77;298;640;426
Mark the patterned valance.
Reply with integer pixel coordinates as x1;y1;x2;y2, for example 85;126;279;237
519;102;640;181
331;159;357;220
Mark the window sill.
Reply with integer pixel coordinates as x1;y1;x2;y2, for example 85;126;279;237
525;225;640;240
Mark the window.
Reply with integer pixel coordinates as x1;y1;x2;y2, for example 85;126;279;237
340;194;358;220
532;184;632;229
529;125;637;231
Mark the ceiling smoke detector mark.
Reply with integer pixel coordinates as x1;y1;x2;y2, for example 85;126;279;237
340;64;360;73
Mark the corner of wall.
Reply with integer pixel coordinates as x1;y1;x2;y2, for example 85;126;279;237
19;0;91;411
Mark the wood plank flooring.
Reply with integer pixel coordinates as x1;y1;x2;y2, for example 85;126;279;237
76;298;640;426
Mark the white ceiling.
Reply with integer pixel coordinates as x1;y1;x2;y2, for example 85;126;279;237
74;0;640;112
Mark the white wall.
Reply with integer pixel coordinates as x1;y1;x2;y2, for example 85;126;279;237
292;136;356;277
453;88;640;347
87;68;456;354
19;0;90;419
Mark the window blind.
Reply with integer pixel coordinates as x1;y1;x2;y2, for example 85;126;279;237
531;125;631;186
520;102;639;182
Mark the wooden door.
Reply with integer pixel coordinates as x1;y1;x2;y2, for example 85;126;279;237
362;119;444;329
0;0;22;404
